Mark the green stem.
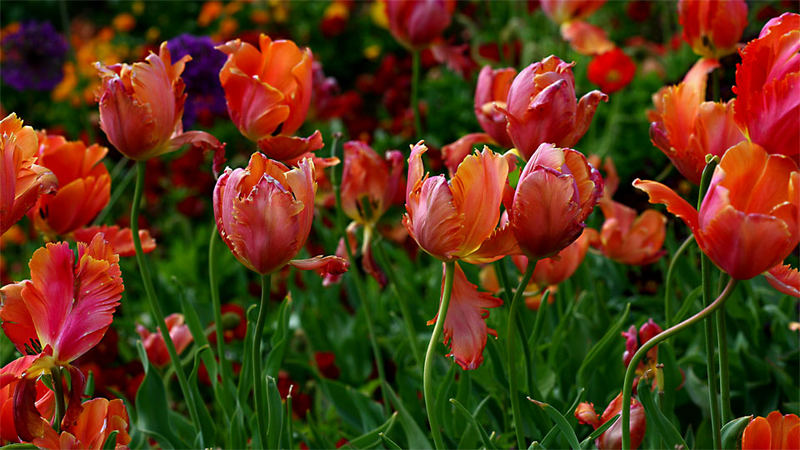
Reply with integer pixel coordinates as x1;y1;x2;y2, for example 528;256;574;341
51;366;65;432
424;261;455;450
130;161;202;431
411;50;422;136
209;226;233;390
621;279;737;449
508;262;536;450
252;273;271;446
717;308;732;423
664;235;694;327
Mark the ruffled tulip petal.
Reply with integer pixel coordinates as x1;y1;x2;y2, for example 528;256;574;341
72;225;156;257
560;21;615;56
427;263;503;370
463;223;521;264
442;133;495;176
765;264;800;298
290;255;350;276
562;89;608;148
633;179;699;233
257;130;325;162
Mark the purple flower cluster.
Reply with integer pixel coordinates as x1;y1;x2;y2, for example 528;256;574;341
167;34;227;127
1;21;68;91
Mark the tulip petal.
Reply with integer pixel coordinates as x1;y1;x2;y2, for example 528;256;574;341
442;133;495;177
72;225;156;257
463;222;521;264
290;255;350;276
257;130;325;162
765;264;800;298
404;175;464;260
562;89;608;148
633;179;699;233
742;417;772;449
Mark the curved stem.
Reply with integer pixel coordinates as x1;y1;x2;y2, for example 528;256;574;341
508;262;536;450
424;261;455;450
664;235;694;327
131;161;202;430
252;273;271;446
411;50;422;136
621;279;737;449
51;366;65;432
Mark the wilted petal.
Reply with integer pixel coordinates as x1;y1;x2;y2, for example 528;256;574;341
765;264;800;298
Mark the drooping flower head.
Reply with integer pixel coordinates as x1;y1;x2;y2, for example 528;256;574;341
340;141;405;226
635;141;800;280
0;21;68;91
508;143;603;259
678;0;748;59
474;66;516;148
382;0;456;50
217;34;322;162
502;56;607;160
166;34;228;127
741;411;800;449
214;152;348;276
96;42;221;160
0;114;58;234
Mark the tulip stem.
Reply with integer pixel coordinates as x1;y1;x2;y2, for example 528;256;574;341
209;226;233;397
664;235;694;327
51;366;65;432
130;161;203;435
252;273;271;447
717;307;732;423
411;49;423;136
508;262;536;450
424;260;455;450
621;279;737;449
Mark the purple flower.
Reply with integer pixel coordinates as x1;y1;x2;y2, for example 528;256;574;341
1;21;68;91
167;34;227;127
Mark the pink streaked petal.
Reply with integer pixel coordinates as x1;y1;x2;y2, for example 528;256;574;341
765;263;800;298
256;130;324;162
406;176;464;260
463;222;521;264
441;133;495;177
289;255;350;276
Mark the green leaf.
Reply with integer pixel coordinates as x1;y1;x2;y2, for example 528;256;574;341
576;304;630;387
579;414;618;448
672;286;702;324
134;341;187;449
101;430;119;450
379;432;403;450
530;399;581;450
449;398;498;450
0;444;38;449
637;379;688;449
319;379;384;433
237;305;259;407
187;346;217;446
721;415;753;450
345;412;398;449
265;298;293;377
383;382;432;449
265;376;284;450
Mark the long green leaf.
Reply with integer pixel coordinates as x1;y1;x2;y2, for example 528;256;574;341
638;379;688;449
134;342;186;449
721;415;752;450
530;399;581;450
450;398;498;450
579;414;619;448
345;412;399;449
384;382;432;449
576;303;630;387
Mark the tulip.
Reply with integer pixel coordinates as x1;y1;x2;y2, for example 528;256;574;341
678;0;748;59
0;363;53;445
72;225;156;257
502;56;607;160
634;141;800;280
733;12;800;159
512;228;593;289
217;34;322;162
137;313;193;368
648;58;745;184
0;234;124;368
340;141;404;226
30;133;110;237
742;411;800;449
404;141;514;264
765;263;800;298
508;143;603;259
474;66;515;148
441;132;496;176
587;48;637;94
95;42;221;161
594;200;666;266
214;152;348;276
576;393;646;449
382;0;456;49
560;21;614;56
0;114;57;235
31;398;131;449
540;0;606;25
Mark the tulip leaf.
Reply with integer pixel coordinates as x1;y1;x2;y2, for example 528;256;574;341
345;412;398;449
265;376;284;450
530;398;581;450
188;346;218;446
319;378;384;433
576;303;630;388
134;341;188;450
720;415;753;450
383;382;432;449
672;286;702;324
579;414;619;448
449;398;498;450
265;297;293;377
236;305;259;407
379;432;403;450
101;430;119;450
637;379;688;449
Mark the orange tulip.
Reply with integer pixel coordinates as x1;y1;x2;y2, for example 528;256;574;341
733;12;800;159
340;141;405;226
214;152;348;276
382;0;456;49
32;398;131;449
540;0;606;25
29;133;110;237
765;263;800;298
137;313;193;368
0;360;53;445
595;200;666;266
648;58;745;184
560;21;615;56
474;66;515;148
576;393;646;449
634;141;799;280
404;141;513;264
217;34;322;162
0;114;57;234
96;42;221;161
678;0;747;59
502;56;607;160
513;228;593;288
508;143;603;259
72;225;156;257
741;411;800;449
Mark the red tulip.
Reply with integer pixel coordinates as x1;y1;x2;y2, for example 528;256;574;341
678;0;748;59
340;141;404;225
217;34;322;162
648;58;745;184
634;141;799;280
382;0;456;49
214;152;348;276
502;56;607;160
0;361;53;445
0;234;123;368
595;200;666;266
513;228;593;288
765;264;800;298
508;143;603;259
96;42;221;161
474;66;516;148
137;313;193;368
576;393;646;449
540;0;606;25
733;12;800;159
0;114;57;235
587;48;637;94
742;411;800;449
30;133;110;237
